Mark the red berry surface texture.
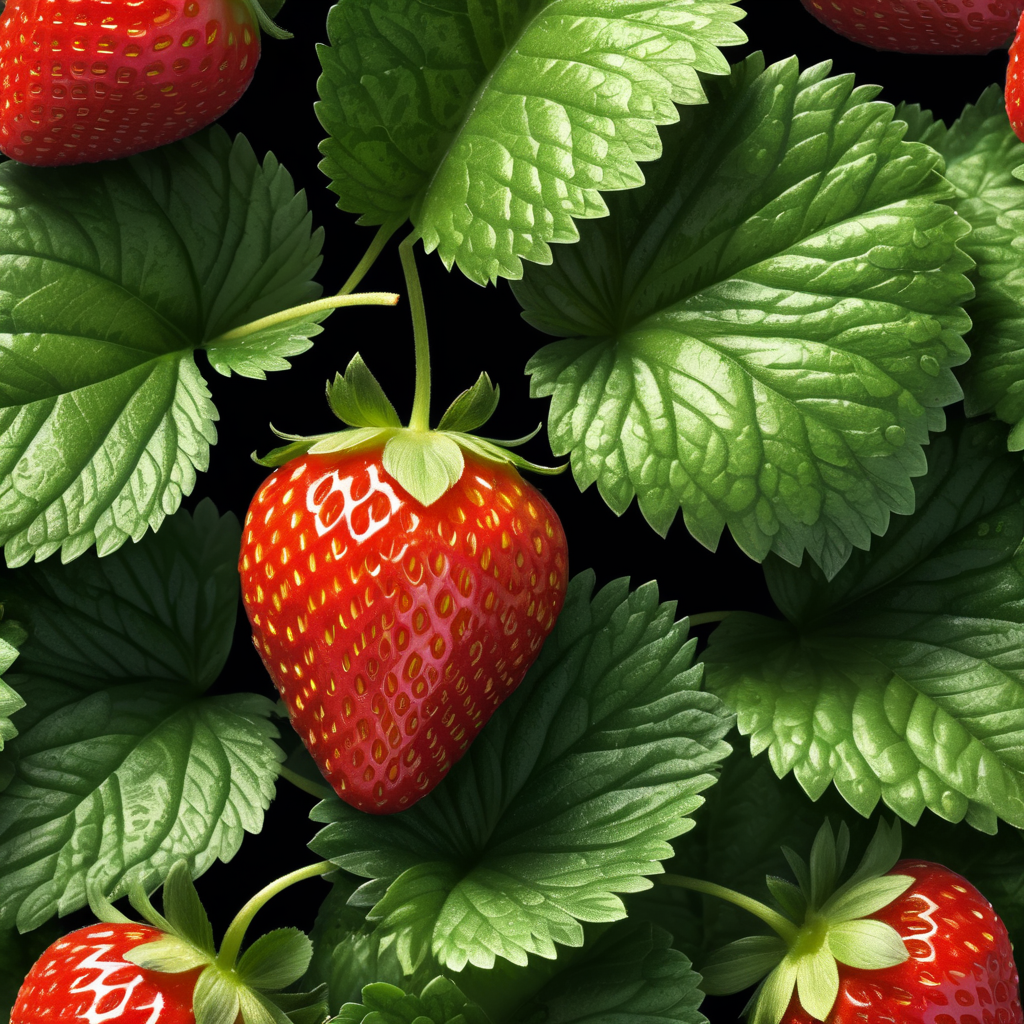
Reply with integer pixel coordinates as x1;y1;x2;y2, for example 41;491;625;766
1009;9;1024;139
0;0;260;166
11;923;200;1024
239;449;569;814
800;0;1024;53
781;859;1023;1024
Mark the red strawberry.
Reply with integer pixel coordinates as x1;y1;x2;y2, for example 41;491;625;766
680;819;1022;1024
10;861;329;1024
779;859;1022;1024
11;923;202;1024
799;0;1024;54
0;0;281;166
239;445;568;814
1009;9;1024;140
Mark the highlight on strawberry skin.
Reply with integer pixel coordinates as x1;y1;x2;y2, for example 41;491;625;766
800;0;1024;54
0;0;282;166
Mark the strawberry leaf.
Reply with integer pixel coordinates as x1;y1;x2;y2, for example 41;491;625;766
0;126;324;566
309;572;734;973
335;978;489;1024
899;87;1024;448
0;618;25;759
316;0;747;285
0;501;283;931
702;417;1024;831
516;53;973;579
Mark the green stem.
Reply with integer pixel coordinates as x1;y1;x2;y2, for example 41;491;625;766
210;294;399;344
218;861;335;970
658;874;799;944
399;230;431;432
276;764;334;802
338;218;403;295
687;610;734;627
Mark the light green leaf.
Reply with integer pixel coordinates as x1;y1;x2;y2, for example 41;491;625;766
237;929;314;992
828;918;908;970
195;966;242;1024
795;943;838;1022
899;88;1024;445
0;126;324;566
436;375;500;435
327;355;402;430
0;618;26;755
512;921;708;1024
0;501;283;931
516;53;973;579
821;874;913;924
0;921;62;1021
310;572;734;972
161;859;216;955
123;934;214;973
335;978;490;1024
316;0;747;284
702;417;1024;830
381;432;464;506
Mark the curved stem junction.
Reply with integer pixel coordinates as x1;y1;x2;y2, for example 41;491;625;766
217;861;335;970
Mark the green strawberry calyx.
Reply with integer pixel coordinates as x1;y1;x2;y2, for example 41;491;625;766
253;352;565;506
88;860;334;1024
662;819;913;1024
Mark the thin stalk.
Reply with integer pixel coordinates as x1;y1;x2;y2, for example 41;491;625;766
338;218;403;295
210;294;399;344
276;763;334;802
687;610;735;627
218;861;335;970
658;874;799;944
399;230;431;432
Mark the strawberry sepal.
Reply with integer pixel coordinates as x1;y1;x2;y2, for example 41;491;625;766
253;352;565;500
680;820;913;1024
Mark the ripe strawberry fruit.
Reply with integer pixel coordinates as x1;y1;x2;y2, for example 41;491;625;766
240;445;568;814
690;819;1023;1024
799;0;1024;54
11;922;201;1024
779;859;1022;1024
0;0;284;166
10;861;327;1024
1009;9;1024;141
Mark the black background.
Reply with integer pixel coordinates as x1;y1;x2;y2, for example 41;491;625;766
92;1;1020;1020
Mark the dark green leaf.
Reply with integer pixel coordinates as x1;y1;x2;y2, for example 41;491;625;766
316;0;746;284
899;94;1023;402
0;502;283;930
309;573;733;972
0;127;323;565
703;418;1024;830
899;88;1024;448
517;54;972;579
0;618;25;756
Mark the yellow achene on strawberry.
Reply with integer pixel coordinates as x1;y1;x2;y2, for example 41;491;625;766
240;446;568;814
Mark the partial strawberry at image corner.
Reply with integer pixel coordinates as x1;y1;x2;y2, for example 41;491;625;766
0;0;279;166
798;0;1024;53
